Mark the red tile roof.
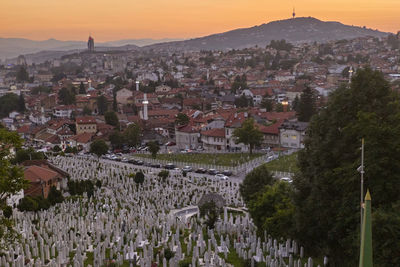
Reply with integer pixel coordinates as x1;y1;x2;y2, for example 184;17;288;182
24;165;59;183
76;116;96;124
69;132;94;144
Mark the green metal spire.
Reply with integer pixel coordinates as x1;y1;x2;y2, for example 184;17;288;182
359;189;373;267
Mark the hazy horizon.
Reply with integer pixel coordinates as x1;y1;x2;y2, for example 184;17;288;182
1;0;399;42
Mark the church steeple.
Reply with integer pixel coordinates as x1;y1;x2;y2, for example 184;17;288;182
292;7;296;19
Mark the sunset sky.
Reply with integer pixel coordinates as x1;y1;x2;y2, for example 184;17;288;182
1;0;399;41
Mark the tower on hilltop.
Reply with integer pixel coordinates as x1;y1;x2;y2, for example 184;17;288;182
292;7;296;19
88;36;94;52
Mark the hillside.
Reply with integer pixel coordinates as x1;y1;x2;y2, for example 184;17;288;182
145;17;388;51
0;38;180;60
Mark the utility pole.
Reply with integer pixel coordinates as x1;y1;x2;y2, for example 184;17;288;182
357;138;365;238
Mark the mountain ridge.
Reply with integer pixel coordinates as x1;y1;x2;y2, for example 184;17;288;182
1;17;390;61
143;17;389;51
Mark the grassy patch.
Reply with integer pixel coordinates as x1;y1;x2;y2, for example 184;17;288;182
265;152;299;173
134;153;263;167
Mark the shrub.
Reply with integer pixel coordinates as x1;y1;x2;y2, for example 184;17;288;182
2;206;12;218
134;171;145;185
158;170;169;182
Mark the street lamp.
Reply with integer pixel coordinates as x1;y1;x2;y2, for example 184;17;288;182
357;138;365;241
281;101;289;112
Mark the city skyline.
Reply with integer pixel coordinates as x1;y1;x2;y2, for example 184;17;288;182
1;0;399;42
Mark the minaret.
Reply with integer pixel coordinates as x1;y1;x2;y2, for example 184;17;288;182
143;93;148;121
292;7;296;19
136;80;148;121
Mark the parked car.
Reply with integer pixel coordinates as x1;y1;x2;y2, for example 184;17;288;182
121;157;129;162
215;174;229;180
151;163;162;168
195;168;206;174
136;160;144;165
182;166;193;172
128;159;137;164
165;141;176;146
222;170;233;176
164;163;175;169
280;177;293;183
208;169;218;175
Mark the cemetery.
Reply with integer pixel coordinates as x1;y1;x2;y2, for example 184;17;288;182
2;156;318;266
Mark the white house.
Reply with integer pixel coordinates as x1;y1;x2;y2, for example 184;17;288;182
279;120;308;149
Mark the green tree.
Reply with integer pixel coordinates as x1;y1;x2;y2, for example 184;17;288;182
18;94;25;112
147;141;160;159
47;186;64;205
232;118;263;154
0;93;19;118
82;106;92;115
58;87;76;105
13;147;45;164
275;103;283;112
231;75;247;94
261;94;273;111
291;95;300;112
90;140;109;158
158;170;169;182
16;66;29;82
239;164;275;203
104;111;119;128
0;128;28;248
248;181;295;238
31;86;51;95
109;131;124;149
79;81;86;94
294;67;400;265
234;95;252;108
175;113;190;126
134;171;145;185
123;123;141;147
297;86;316;122
97;95;108;115
199;200;220;229
164;248;175;261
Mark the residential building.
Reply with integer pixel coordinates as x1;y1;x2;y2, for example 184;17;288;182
76;116;97;135
279;120;308;149
175;124;200;150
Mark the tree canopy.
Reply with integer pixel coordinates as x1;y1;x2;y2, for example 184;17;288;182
147;141;160;159
58;87;76;105
232;118;263;154
90;140;108;158
16;66;29;82
239;164;275;203
104;111;119;128
0;93;19;118
294;67;400;265
123;124;141;147
0;128;28;248
79;82;86;94
296;86;316;122
97;95;108;115
175;113;190;126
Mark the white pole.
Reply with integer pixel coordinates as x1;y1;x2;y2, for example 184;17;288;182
360;138;365;237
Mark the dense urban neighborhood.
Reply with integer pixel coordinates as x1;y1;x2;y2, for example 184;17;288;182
0;26;400;266
1;33;400;154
